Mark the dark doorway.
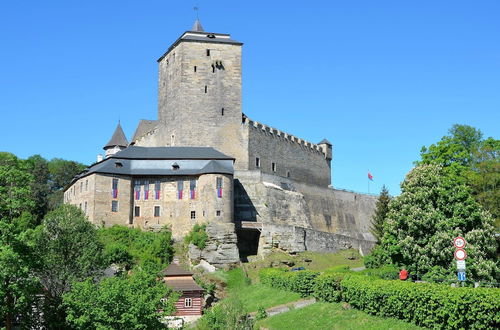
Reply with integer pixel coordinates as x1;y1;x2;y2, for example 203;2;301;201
236;229;260;262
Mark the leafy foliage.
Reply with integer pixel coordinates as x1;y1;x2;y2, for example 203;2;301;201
419;124;499;228
33;204;105;326
371;164;498;282
370;185;391;243
196;297;253;330
184;223;209;249
0;221;40;329
340;276;500;329
98;225;174;272
63;271;178;329
259;268;320;297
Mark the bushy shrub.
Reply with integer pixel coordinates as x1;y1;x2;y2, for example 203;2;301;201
312;273;347;303
259;268;319;297
196;297;253;330
340;276;500;329
359;265;399;280
323;265;351;273
184;223;209;250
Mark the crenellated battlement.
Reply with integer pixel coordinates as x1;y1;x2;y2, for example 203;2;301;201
242;115;328;156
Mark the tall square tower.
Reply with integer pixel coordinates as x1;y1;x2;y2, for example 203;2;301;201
156;21;245;163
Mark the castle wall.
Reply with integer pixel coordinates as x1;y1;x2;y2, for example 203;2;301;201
234;171;377;253
65;173;233;240
243;119;331;187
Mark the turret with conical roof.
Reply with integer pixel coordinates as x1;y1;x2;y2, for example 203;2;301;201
191;19;204;32
104;122;128;158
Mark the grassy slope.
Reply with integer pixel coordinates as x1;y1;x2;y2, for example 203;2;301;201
226;268;301;313
254;302;423;330
244;249;364;282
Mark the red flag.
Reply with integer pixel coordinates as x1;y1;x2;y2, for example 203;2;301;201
368;172;373;181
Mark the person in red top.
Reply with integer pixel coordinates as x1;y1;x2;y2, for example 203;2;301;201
399;268;408;281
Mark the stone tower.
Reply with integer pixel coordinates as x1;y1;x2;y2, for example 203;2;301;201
156;20;246;164
103;122;128;158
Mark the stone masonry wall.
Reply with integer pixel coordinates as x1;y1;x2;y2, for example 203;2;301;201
244;118;332;187
65;173;233;240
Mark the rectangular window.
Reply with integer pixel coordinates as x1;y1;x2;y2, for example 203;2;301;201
191;211;196;219
204;85;207;93
85;180;88;191
144;180;149;200
272;162;277;172
256;157;260;168
134;180;141;200
134;206;140;217
185;298;192;308
216;177;223;198
190;179;196;199
221;108;224;116
84;201;87;214
111;201;118;212
155;180;161;200
194;65;197;72
216;210;221;216
80;182;83;192
177;180;184;199
206;49;210;56
154;206;160;217
112;178;119;198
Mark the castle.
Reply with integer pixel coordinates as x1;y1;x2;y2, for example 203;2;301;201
65;20;377;265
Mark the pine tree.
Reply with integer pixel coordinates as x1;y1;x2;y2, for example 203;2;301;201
371;185;391;244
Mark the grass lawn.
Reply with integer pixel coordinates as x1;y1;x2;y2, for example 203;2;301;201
226;268;301;313
244;249;364;282
254;302;424;330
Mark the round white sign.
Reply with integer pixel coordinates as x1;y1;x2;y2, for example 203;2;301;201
454;248;467;260
453;236;466;249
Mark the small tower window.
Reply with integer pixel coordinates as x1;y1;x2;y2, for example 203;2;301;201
216;210;221;216
194;66;197;72
286;171;291;178
272;162;277;172
212;64;215;73
256;157;260;168
204;85;207;93
190;211;196;219
206;49;210;56
221;108;224;116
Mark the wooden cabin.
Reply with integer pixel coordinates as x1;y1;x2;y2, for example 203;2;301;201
161;261;204;319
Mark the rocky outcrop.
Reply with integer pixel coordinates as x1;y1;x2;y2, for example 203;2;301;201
188;222;240;268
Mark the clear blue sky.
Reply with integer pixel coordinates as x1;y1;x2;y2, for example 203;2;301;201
1;0;499;195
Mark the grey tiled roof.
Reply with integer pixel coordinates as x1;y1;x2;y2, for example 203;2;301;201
161;263;193;276
112;146;233;160
131;119;158;142
66;146;234;188
104;123;128;149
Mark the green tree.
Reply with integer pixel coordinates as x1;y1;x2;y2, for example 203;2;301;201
0;221;40;330
98;225;174;272
370;185;391;244
0;152;36;220
373;164;498;282
26;155;50;222
418;124;499;228
34;204;105;327
48;158;86;191
63;271;178;329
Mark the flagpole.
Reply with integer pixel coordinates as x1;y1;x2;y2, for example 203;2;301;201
368;169;370;194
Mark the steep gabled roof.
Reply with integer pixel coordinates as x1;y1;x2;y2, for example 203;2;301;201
131;119;158;142
160;263;193;277
104;123;128;149
191;19;204;32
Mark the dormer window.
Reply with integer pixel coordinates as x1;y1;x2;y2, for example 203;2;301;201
114;161;123;168
172;162;180;170
207;34;216;39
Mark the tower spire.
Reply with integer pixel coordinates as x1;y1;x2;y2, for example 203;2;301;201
192;6;204;31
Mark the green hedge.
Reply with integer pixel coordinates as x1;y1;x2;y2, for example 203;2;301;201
259;268;319;297
341;276;500;329
259;267;500;329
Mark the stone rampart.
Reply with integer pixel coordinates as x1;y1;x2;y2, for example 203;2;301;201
242;117;332;187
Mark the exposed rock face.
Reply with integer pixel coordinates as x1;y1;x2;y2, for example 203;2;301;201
188;222;240;268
